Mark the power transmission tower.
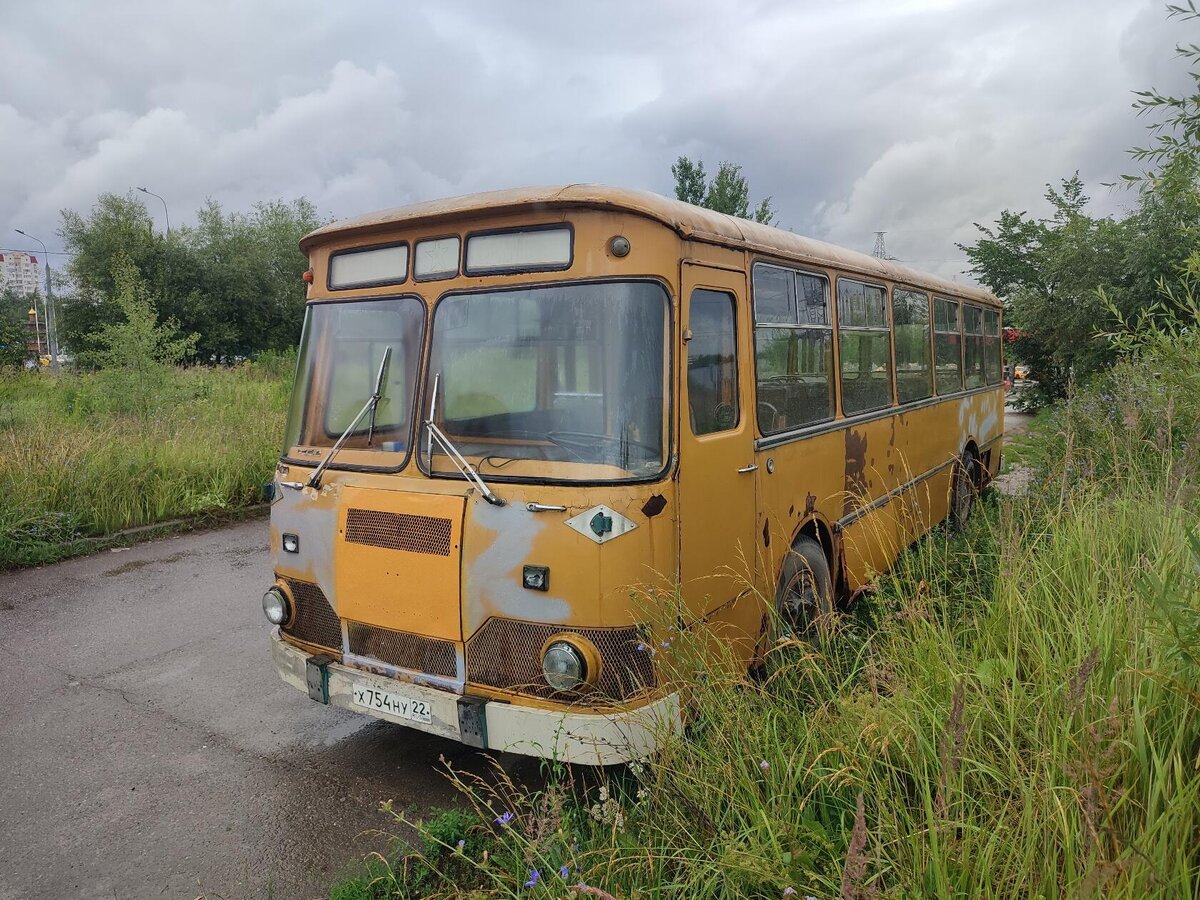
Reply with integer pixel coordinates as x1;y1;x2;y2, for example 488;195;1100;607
872;231;888;259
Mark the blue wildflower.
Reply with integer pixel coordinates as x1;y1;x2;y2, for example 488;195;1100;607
496;811;513;826
560;865;570;879
524;869;540;887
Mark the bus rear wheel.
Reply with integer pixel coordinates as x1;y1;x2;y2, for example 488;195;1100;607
773;536;834;641
950;450;979;530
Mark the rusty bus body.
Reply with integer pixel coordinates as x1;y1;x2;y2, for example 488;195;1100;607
265;185;1003;764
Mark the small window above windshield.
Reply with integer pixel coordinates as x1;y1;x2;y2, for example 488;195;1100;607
329;243;409;289
464;226;572;275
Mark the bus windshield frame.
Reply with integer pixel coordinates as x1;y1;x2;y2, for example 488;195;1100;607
420;278;672;486
281;294;425;472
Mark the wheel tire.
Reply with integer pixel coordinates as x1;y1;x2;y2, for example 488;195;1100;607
772;536;834;642
950;450;979;531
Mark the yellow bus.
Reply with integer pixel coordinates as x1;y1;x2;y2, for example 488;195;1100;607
263;185;1003;764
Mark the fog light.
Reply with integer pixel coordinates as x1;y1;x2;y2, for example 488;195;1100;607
542;640;586;691
282;533;299;553
262;587;289;625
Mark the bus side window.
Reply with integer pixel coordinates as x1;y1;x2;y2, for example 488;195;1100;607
751;265;834;434
687;289;739;435
933;298;962;395
963;304;986;389
836;279;891;415
893;288;932;404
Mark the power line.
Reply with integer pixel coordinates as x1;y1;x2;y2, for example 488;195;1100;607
0;247;75;256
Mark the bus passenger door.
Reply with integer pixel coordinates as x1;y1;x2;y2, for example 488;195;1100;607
678;263;759;646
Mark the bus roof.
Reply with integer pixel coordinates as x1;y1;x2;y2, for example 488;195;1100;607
301;184;998;306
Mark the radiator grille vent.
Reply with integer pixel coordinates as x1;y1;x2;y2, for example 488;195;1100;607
347;622;457;678
281;579;341;651
466;619;655;702
345;509;453;556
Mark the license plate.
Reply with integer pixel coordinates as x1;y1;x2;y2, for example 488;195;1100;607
351;682;433;724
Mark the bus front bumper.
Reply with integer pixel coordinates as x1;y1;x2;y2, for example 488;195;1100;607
271;630;680;765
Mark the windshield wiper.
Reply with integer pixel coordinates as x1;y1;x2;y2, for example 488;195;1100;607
423;372;505;506
302;347;391;490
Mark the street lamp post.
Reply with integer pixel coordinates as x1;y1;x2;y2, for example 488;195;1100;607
14;229;59;372
136;186;170;234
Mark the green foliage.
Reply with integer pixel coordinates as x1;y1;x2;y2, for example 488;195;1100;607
1128;1;1200;180
57;192;323;362
671;156;775;224
84;255;198;370
0;287;33;369
78;256;199;416
0;358;290;568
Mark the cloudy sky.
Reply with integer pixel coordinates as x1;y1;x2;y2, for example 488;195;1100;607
0;0;1190;282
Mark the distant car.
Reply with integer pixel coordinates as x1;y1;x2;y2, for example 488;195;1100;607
1014;363;1031;380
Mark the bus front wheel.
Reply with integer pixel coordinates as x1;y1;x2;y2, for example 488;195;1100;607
773;536;834;641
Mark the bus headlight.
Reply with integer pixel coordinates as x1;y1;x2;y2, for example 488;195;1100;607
262;587;290;625
542;640;586;691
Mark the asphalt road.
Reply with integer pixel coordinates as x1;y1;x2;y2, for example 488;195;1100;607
0;520;536;900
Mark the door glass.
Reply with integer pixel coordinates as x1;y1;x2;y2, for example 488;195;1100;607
688;289;739;435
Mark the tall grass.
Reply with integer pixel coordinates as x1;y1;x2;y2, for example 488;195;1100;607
0;357;291;568
337;339;1200;899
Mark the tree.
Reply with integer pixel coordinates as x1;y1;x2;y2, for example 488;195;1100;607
671;156;775;224
671;157;707;206
0;287;32;369
57;192;323;362
83;255;198;413
959;175;1146;400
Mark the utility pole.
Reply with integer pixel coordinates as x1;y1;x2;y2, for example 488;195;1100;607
872;231;888;260
14;230;59;372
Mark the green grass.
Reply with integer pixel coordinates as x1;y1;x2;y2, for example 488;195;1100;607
333;338;1200;898
0;357;290;568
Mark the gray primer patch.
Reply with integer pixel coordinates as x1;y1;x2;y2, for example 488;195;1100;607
466;499;570;631
271;485;341;610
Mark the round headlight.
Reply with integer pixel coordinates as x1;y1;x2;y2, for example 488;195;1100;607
542;640;586;692
262;587;289;625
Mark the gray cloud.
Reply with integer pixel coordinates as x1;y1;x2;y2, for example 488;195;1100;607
1;0;1192;283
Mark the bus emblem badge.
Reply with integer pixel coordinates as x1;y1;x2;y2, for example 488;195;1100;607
564;505;637;545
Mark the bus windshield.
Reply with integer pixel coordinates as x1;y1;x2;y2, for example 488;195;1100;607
283;296;425;457
426;281;668;482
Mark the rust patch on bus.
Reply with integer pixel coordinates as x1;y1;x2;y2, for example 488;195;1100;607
762;520;770;548
844;429;868;515
804;492;817;516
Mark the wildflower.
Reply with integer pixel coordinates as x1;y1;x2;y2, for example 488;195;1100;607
660;640;670;648
636;642;646;651
759;759;770;773
560;865;570;879
525;869;541;887
782;890;797;898
456;839;465;852
496;811;514;826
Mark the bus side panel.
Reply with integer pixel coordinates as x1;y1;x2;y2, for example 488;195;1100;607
755;427;846;598
839;415;904;591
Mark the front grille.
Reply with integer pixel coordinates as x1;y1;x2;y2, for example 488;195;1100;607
347;622;457;678
282;579;342;651
345;509;453;556
466;619;655;702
